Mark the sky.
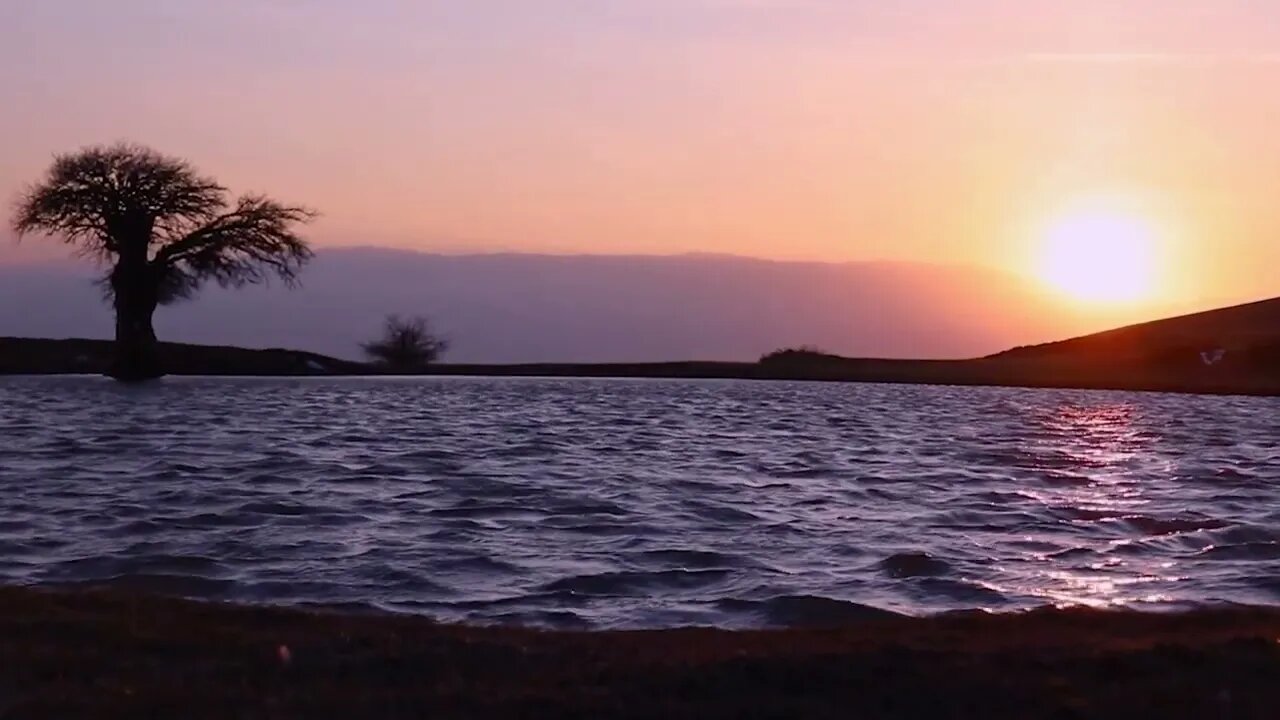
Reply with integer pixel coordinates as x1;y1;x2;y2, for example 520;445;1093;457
3;1;1280;310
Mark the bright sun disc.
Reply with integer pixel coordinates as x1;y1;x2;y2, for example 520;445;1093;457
1037;205;1157;303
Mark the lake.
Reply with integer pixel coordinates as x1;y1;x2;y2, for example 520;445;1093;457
1;376;1278;629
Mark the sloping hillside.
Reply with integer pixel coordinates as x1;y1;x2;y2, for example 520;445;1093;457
989;296;1280;371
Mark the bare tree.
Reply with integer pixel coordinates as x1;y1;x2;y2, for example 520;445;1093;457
363;315;450;369
12;143;314;381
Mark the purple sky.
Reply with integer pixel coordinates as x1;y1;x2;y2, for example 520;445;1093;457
4;1;1280;308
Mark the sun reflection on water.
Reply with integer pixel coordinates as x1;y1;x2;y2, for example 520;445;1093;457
1004;402;1188;609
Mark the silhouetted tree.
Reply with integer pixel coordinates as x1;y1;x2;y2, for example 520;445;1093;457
11;144;314;381
363;315;453;368
363;315;450;369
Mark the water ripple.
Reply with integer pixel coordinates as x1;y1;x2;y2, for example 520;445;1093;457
1;376;1279;628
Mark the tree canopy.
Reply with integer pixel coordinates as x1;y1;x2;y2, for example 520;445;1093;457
13;143;314;305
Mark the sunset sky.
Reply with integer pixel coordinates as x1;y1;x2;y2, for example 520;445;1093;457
4;1;1280;311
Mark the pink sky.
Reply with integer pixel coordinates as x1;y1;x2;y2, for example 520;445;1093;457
3;1;1280;308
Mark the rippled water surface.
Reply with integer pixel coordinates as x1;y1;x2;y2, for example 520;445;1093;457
2;376;1279;628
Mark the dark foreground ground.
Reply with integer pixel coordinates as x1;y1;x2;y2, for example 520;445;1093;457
5;587;1280;719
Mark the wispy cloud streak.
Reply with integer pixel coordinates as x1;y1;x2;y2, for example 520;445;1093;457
1024;52;1280;66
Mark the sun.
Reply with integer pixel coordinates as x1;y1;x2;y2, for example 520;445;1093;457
1036;202;1158;304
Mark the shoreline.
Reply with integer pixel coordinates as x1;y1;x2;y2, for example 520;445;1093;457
4;585;1280;717
421;360;1280;398
4;336;1279;397
8;365;1280;399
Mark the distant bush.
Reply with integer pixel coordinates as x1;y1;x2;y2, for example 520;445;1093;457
758;345;840;365
363;315;450;369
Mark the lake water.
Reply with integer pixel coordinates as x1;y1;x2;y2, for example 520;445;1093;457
1;376;1278;629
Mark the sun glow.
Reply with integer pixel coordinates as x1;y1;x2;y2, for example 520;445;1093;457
1036;202;1160;304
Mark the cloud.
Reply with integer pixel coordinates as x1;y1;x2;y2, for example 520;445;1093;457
1023;52;1280;66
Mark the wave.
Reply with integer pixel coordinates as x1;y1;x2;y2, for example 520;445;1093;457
634;549;755;569
1194;543;1280;560
716;595;902;628
879;552;952;578
2;375;1278;629
540;569;733;597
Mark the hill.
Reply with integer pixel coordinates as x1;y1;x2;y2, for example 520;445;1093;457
747;295;1280;395
988;296;1280;369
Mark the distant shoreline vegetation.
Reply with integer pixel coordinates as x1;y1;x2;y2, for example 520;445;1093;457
758;346;844;367
3;313;1280;398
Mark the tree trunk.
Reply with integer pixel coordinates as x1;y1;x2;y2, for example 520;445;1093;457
108;270;163;382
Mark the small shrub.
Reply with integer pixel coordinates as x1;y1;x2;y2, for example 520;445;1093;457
758;345;834;365
362;315;450;368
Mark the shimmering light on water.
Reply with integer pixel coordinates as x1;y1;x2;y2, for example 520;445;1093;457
1;376;1278;629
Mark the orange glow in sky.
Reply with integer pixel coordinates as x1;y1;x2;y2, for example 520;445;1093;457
2;2;1280;314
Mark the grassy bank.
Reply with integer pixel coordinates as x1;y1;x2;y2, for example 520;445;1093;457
427;355;1280;396
4;333;1280;397
0;337;367;376
3;587;1280;718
